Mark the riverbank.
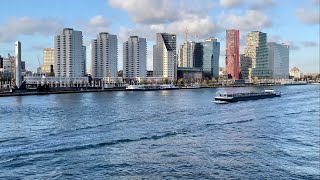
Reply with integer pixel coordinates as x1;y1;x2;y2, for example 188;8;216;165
0;83;314;97
0;87;126;97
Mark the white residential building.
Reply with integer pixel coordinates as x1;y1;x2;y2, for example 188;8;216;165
153;33;177;81
268;42;290;79
123;36;147;79
54;28;86;77
91;32;118;79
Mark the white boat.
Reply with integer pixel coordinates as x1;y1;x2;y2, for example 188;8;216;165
185;83;201;89
281;80;307;85
159;84;179;90
126;84;179;91
126;85;147;91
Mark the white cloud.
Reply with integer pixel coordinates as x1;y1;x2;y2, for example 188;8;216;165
0;16;63;42
295;8;320;24
117;24;164;42
108;0;212;25
167;16;219;40
117;15;220;44
301;41;318;47
220;0;244;8
283;41;300;50
218;10;272;31
268;35;300;50
79;15;112;36
250;0;276;9
108;0;178;24
89;15;110;27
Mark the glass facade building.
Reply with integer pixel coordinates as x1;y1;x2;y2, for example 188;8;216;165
268;42;290;79
244;31;272;79
203;38;220;78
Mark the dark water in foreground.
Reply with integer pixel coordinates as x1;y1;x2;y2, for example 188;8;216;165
0;85;319;179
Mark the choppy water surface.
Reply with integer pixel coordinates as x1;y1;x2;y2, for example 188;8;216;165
0;85;319;179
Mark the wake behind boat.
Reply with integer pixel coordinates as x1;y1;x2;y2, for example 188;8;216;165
215;89;281;103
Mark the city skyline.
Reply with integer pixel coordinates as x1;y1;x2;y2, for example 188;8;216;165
0;0;319;73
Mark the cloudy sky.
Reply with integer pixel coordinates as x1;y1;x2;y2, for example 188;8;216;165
0;0;319;73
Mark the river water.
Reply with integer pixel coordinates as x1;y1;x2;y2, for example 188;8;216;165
0;85;319;179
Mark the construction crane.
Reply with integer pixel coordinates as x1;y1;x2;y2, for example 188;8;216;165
37;55;42;74
185;28;189;42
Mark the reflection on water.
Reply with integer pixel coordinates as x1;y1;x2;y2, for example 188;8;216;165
0;85;319;179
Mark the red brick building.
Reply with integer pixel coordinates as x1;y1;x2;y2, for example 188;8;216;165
226;29;240;79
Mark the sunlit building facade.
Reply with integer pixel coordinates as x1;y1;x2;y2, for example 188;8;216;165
244;31;272;79
123;36;147;79
55;28;86;77
41;48;55;74
153;33;177;81
91;32;118;79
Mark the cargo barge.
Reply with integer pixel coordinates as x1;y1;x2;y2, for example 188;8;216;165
215;89;281;103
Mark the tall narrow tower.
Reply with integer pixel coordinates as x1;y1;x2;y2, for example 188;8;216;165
15;41;22;88
91;32;118;79
123;36;147;79
226;29;240;80
55;28;86;77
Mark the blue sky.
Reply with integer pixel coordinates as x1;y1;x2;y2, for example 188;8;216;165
0;0;319;73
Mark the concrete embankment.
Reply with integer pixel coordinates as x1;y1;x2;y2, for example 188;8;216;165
0;88;126;97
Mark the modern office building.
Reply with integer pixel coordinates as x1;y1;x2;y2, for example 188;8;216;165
177;67;203;80
91;32;118;79
54;28;86;77
240;54;252;79
226;29;240;79
203;37;220;78
123;36;147;79
41;48;55;74
179;41;203;69
153;33;177;81
193;42;204;69
244;31;272;79
268;42;290;79
15;41;22;88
